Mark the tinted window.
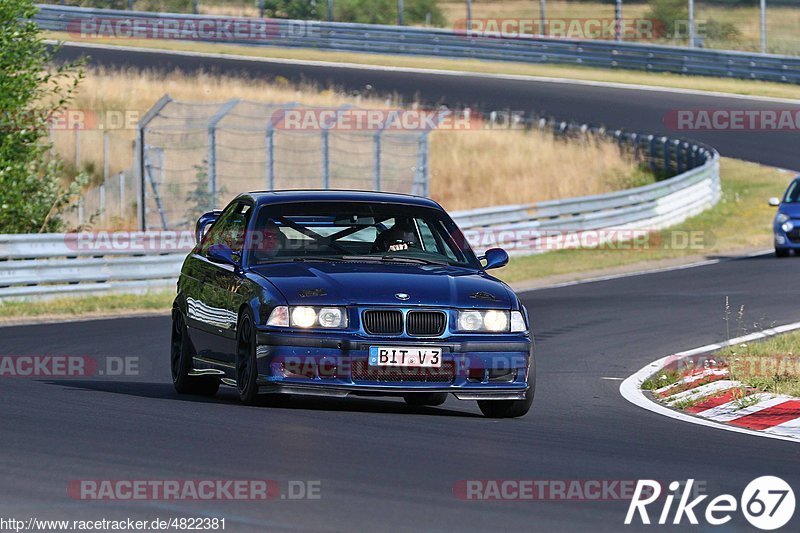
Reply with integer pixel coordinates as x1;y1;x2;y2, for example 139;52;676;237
200;202;252;255
784;181;800;204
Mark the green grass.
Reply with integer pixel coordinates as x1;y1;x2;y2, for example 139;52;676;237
723;331;800;397
494;158;791;284
44;31;800;101
0;291;174;321
641;368;683;391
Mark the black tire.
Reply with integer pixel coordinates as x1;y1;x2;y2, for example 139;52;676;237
776;248;790;258
171;309;220;396
403;392;448;407
477;358;536;418
477;387;534;418
236;308;260;405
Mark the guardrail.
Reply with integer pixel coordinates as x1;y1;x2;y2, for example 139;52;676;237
35;4;800;84
452;149;720;255
0;139;719;301
0;233;187;300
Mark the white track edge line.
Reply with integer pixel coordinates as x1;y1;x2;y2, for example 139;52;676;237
620;321;800;444
50;40;800;105
516;249;772;294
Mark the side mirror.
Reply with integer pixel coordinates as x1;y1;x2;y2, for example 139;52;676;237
207;244;240;266
769;197;781;207
481;248;509;270
195;210;222;244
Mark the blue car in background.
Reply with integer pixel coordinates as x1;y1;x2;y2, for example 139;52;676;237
771;176;800;257
171;190;534;418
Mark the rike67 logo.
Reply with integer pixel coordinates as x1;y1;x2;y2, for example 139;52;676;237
626;477;795;530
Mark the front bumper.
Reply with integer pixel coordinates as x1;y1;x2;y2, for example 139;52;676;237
254;331;533;400
775;225;800;249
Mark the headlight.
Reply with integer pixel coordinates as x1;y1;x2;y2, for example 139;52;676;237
776;213;790;224
782;221;795;233
291;306;317;328
318;307;344;328
510;311;527;333
267;306;347;328
457;310;515;332
483;310;509;331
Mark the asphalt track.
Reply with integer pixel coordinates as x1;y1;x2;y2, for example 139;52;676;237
1;44;797;531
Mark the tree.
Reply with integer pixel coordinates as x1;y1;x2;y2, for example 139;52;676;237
0;0;84;233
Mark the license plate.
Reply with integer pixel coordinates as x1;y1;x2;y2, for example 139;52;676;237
369;346;442;368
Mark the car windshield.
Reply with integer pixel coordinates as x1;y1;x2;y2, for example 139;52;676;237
245;201;480;268
783;180;800;203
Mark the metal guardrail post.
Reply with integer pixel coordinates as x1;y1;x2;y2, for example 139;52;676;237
207;99;239;207
136;94;172;230
416;133;430;197
266;128;275;190
373;129;382;191
322;129;330;189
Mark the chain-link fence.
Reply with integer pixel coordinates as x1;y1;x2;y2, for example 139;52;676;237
137;97;432;230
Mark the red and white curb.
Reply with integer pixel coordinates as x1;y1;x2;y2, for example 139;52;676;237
620;321;800;443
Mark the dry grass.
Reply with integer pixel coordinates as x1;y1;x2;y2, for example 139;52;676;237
53;67;648;227
429;129;649;210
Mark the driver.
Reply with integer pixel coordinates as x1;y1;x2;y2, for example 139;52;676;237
252;218;287;260
371;218;420;253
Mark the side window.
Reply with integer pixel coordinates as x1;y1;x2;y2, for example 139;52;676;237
785;181;799;203
200;202;252;255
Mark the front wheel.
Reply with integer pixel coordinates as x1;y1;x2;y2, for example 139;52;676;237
171;309;219;396
477;357;536;418
477;387;534;418
236;309;261;405
403;392;448;407
776;248;790;258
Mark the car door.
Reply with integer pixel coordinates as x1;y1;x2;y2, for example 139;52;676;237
184;201;252;364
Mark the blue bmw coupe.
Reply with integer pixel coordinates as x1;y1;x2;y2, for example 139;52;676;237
171;190;534;417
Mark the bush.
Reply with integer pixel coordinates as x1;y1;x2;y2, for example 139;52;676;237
702;19;742;42
645;0;689;39
646;0;741;42
0;1;85;233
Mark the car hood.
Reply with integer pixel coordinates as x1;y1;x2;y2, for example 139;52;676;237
250;262;515;308
778;203;800;218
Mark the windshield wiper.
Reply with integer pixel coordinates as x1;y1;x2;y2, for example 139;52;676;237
255;256;347;264
342;255;449;266
292;256;348;262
